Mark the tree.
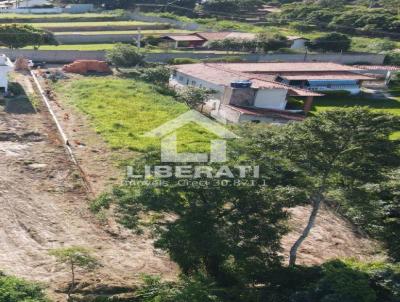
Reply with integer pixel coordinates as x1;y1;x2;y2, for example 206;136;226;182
112;146;303;285
0;24;58;50
49;247;99;300
307;32;351;52
139;66;171;86
256;33;288;52
256;108;399;266
176;86;213;110
106;43;145;69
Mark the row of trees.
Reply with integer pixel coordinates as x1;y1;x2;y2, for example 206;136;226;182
208;32;352;53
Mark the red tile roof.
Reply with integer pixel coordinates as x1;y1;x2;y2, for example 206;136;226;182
173;63;322;97
162;35;205;42
212;62;363;73
194;32;232;41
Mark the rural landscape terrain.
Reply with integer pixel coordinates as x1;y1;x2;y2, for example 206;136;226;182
0;0;399;301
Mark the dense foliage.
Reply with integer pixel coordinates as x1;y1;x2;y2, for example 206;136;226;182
0;273;48;302
106;44;145;68
277;3;400;37
0;24;58;49
306;32;351;52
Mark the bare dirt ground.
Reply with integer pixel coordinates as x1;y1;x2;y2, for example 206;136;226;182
0;73;176;301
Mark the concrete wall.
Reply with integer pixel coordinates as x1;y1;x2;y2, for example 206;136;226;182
1;49;106;63
0;49;386;65
1;7;63;13
45;24;170;32
56;34;140;44
254;88;287;110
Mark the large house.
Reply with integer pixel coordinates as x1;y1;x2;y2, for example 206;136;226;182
171;62;374;123
0;54;13;94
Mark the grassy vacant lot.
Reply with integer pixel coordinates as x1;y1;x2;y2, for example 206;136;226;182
55;77;214;153
311;91;400;139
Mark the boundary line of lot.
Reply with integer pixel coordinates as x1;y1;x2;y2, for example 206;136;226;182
31;70;95;197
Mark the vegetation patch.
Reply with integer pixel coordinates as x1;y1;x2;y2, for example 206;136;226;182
55;77;215;153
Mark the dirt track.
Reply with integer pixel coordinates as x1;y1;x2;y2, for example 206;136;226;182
0;73;176;301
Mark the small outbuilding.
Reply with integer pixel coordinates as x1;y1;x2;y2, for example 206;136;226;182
0;54;14;94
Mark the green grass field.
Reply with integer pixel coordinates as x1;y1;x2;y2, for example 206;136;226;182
55;77;214;153
311;91;400;139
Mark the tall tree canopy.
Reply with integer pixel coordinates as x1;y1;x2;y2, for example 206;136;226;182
0;24;58;50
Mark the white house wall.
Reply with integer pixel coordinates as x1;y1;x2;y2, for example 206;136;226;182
173;71;225;96
0;69;10;92
254;88;288;110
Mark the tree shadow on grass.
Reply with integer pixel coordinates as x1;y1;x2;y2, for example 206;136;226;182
4;82;36;114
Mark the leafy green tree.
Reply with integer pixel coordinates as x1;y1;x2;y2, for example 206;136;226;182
176;86;213;110
139;66;171;86
0;24;58;50
0;273;49;302
49;247;99;300
248;108;400;266
113;150;302;285
307;32;351;52
106;43;145;69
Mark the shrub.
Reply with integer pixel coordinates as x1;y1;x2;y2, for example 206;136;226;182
106;43;145;68
168;57;201;65
139;66;171;86
202;56;243;63
0;274;48;302
90;193;112;213
307;33;351;52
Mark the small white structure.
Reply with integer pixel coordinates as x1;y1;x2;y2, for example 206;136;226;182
0;54;13;93
287;36;309;49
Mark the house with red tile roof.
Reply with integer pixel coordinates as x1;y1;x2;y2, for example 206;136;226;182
171;62;375;123
161;32;307;49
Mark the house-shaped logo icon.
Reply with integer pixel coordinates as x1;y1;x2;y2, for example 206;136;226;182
144;110;238;163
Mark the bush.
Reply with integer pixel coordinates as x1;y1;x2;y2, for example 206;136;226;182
307;32;351;52
0;274;48;302
202;56;243;63
106;43;145;68
168;57;201;65
90;193;112;213
139;66;171;86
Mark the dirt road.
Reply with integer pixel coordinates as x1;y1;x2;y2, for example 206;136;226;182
0;73;176;301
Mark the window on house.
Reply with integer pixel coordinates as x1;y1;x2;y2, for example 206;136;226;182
191;81;196;86
179;76;184;81
186;79;189;85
